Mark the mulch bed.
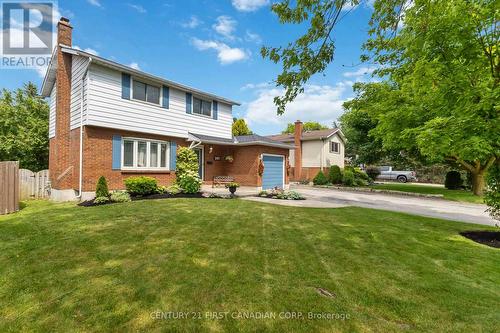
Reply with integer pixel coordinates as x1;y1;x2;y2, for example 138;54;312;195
460;231;500;248
78;192;204;207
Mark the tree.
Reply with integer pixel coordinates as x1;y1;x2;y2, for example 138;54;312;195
232;118;253;136
282;121;327;134
265;0;499;195
0;82;49;171
261;0;359;114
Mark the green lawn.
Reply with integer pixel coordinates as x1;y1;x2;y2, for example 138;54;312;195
370;183;484;204
1;200;499;332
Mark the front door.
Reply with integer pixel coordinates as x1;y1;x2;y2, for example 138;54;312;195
193;148;204;179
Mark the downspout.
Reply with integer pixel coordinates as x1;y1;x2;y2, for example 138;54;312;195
76;57;92;199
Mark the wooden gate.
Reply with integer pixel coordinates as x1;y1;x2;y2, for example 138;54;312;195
19;169;50;200
0;161;19;215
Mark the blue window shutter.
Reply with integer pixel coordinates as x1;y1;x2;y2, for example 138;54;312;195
213;101;218;120
170;141;177;170
112;135;122;170
121;73;131;99
162;86;169;109
186;93;192;114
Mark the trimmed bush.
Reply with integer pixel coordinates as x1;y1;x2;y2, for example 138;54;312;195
313;170;328;185
177;170;202;194
176;147;199;177
110;191;131;203
124;176;158;196
445;171;462;189
166;184;183;195
328;165;342;184
365;166;381;181
95;176;109;198
342;170;355;186
93;196;109;204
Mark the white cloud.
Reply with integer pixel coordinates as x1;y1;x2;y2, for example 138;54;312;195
128;3;146;13
212;16;237;40
87;0;102;7
181;15;202;29
342;66;377;78
129;62;141;70
34;66;48;78
191;38;249;64
232;0;269;12
245;30;262;44
243;83;352;127
73;45;99;55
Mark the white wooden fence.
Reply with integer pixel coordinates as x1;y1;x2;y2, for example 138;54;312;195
19;169;50;200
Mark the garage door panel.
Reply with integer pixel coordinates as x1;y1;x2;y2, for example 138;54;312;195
262;155;284;190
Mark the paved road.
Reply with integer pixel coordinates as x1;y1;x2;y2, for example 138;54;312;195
286;186;496;226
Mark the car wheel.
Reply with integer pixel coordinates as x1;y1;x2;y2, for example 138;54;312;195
397;175;407;183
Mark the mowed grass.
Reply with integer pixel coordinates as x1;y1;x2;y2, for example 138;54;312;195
370;183;484;204
0;200;499;332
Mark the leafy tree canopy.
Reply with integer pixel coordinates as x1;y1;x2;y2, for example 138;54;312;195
232;118;253;136
282;121;328;134
0;82;49;171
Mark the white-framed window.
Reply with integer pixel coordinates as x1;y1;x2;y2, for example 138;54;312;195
192;96;212;117
132;79;160;105
330;141;340;154
122;137;170;170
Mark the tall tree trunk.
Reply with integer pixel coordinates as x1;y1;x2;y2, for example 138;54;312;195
471;171;485;196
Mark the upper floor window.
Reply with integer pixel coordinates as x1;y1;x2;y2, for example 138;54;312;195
122;138;169;170
193;96;212;117
133;79;160;105
330;142;340;154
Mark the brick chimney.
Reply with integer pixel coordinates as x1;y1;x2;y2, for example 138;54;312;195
294;120;303;180
49;17;74;192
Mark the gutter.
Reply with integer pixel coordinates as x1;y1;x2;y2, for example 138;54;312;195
76;57;93;199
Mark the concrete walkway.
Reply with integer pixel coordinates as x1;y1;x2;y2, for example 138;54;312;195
283;186;496;226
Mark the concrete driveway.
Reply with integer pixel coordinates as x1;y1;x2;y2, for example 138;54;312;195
283;186;496;226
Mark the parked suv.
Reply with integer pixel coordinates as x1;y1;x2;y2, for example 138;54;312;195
377;166;417;183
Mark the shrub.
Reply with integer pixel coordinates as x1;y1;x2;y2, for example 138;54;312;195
177;170;202;194
176;147;198;178
365;166;381;181
276;191;305;200
124;176;158;196
110;191;131;203
93;196;109;204
313;170;328;185
445;171;462;189
342;170;355;186
166;184;182;195
328;165;342;184
95;176;109;198
485;164;500;221
225;182;240;188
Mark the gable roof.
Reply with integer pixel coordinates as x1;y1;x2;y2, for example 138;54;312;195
188;133;294;149
267;128;344;143
40;46;241;106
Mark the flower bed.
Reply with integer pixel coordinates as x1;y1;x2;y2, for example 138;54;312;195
258;189;305;200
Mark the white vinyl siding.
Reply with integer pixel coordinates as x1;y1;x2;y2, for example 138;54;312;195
87;64;233;139
299;134;345;169
49;85;56;138
70;55;88;130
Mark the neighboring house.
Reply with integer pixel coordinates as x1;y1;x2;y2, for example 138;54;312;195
268;121;345;181
41;18;293;201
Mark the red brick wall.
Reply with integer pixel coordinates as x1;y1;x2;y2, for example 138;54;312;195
81;126;186;191
50;19;74;190
290;167;323;182
80;127;289;191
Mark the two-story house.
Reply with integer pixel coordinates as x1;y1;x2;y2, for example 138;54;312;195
268;121;345;181
41;18;292;201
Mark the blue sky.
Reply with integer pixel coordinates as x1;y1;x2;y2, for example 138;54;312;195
0;0;377;135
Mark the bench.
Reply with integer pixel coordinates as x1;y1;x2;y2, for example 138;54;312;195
213;176;235;188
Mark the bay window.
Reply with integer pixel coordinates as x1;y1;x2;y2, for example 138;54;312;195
122;138;170;170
